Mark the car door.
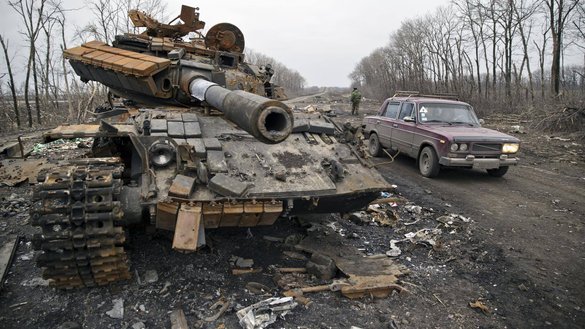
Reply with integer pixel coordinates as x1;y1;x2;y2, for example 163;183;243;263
375;101;400;148
391;102;417;157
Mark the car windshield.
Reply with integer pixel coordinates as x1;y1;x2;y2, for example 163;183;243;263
418;103;479;125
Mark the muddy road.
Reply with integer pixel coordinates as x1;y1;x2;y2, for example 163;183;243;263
375;147;585;328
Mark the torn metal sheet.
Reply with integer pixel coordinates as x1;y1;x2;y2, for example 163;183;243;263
404;228;442;247
0;159;61;187
237;297;297;329
296;233;408;278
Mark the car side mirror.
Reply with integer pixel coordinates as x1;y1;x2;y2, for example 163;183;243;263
479;119;485;125
404;116;416;123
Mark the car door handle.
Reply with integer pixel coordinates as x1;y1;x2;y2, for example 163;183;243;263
376;120;380;124
392;124;398;128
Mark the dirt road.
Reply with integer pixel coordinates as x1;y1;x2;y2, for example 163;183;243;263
375;149;585;328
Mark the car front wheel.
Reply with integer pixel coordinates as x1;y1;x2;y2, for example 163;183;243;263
368;133;383;157
419;146;440;177
486;166;509;177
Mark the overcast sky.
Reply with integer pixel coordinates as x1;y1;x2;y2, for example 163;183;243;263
0;0;450;87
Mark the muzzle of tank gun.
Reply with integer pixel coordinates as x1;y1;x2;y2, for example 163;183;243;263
189;79;293;144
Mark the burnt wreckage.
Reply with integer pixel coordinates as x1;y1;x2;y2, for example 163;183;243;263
31;5;390;288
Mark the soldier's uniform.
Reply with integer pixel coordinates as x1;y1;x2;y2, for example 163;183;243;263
350;88;362;115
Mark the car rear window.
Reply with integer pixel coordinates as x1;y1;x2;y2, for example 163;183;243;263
383;102;400;118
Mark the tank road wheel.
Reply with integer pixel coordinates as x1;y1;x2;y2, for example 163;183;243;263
418;146;440;178
31;164;131;289
486;166;509;177
368;133;383;157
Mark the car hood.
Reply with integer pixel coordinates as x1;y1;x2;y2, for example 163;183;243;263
424;125;520;143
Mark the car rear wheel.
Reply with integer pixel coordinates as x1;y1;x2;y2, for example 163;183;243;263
486;166;509;177
368;133;383;157
419;146;440;177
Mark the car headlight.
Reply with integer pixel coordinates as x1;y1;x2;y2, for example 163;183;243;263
450;143;468;152
502;143;519;153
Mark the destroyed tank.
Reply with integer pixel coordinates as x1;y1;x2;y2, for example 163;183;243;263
30;5;391;288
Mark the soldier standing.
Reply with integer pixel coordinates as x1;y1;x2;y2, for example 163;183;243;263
350;87;362;116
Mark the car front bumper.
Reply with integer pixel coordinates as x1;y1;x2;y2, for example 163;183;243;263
439;155;519;169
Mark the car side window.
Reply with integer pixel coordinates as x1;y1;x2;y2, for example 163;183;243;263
384;102;400;119
398;103;415;120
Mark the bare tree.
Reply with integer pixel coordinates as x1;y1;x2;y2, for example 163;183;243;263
512;0;539;102
572;1;585;48
9;0;48;127
454;0;484;99
0;35;20;127
80;0;168;43
545;0;581;96
57;13;74;121
40;4;60;112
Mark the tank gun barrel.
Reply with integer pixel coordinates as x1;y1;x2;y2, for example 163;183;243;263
189;79;293;144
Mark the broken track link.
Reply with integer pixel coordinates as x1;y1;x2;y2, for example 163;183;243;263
30;163;131;289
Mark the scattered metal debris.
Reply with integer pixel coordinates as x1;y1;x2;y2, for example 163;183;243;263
105;298;124;319
203;297;232;322
236;297;298;329
404;228;442;248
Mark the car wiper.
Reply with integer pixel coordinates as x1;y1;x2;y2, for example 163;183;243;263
425;120;452;125
451;121;475;126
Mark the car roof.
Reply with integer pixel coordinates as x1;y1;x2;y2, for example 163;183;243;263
385;96;470;106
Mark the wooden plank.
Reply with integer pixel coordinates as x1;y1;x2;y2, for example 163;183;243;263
63;46;93;60
0;236;19;290
84;50;106;65
65;41;171;77
93;52;117;66
101;54;126;70
340;275;405;299
83;40;107;49
132;61;157;76
111;57;136;72
170;309;190;329
172;204;202;251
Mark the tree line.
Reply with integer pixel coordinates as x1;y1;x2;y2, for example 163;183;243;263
244;49;307;96
349;0;584;115
0;0;307;132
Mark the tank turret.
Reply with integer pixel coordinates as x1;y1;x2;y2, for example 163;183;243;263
63;5;292;143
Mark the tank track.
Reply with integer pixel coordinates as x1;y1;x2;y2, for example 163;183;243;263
31;163;131;289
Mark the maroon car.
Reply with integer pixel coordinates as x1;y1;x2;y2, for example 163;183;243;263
363;92;520;177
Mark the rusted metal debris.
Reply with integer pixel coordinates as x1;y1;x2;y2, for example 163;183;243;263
0;236;19;290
